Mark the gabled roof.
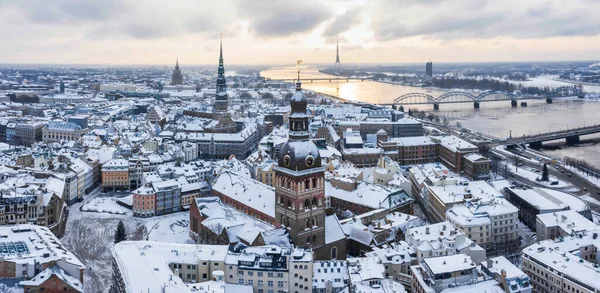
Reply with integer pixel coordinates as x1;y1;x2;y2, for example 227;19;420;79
20;265;83;292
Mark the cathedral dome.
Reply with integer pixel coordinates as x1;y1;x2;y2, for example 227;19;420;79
278;140;322;171
290;83;307;115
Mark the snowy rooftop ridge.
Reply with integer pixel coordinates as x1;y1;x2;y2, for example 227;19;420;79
212;171;276;218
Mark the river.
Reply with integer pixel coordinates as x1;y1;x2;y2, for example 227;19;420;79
261;66;600;167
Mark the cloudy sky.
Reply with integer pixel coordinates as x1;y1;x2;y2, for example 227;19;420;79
0;0;598;65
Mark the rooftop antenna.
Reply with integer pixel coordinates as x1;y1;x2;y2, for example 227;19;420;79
296;59;302;91
296;59;302;81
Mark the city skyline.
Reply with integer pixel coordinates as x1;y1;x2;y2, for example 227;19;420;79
0;0;599;65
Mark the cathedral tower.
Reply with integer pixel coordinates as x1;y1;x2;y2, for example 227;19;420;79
171;58;183;85
274;61;326;249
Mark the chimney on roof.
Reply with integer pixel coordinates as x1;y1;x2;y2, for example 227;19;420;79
425;227;430;235
487;259;493;268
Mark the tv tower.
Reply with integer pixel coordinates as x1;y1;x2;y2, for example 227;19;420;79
334;36;341;75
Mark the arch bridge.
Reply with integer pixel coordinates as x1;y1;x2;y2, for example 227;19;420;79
393;86;583;110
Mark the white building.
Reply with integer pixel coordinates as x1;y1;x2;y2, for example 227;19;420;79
405;222;486;264
481;256;532;293
313;260;349;293
536;210;598;241
181;141;199;162
522;232;600;293
0;224;85;290
411;254;504;293
348;256;407;293
446;197;519;252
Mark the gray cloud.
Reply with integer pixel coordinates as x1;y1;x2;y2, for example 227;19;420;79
238;0;332;37
3;0;130;23
369;0;600;41
322;7;362;37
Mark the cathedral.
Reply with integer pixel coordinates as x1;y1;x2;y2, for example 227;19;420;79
171;59;183;85
274;69;347;260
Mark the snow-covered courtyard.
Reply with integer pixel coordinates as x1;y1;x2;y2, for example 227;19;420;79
60;194;193;292
81;196;132;216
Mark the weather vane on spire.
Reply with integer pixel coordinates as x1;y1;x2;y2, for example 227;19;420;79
296;59;302;81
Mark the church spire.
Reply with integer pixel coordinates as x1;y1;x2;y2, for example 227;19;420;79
175;58;179;70
215;34;228;112
219;34;223;61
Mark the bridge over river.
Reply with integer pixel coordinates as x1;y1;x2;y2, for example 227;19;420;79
491;123;600;148
384;85;584;110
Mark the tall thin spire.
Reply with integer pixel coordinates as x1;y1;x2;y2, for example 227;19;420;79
215;34;228;112
334;36;341;75
336;36;340;62
175;58;179;70
219;33;223;64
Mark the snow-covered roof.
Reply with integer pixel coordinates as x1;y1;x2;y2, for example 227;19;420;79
388;136;436;146
429;180;503;205
0;224;85;269
20;265;83;292
102;158;128;170
505;187;587;212
212;171;275;218
194;197;273;245
406;221;473;252
326;181;409;210
325;215;345;244
536;210;597;234
446;198;518;227
45;121;82;131
523;232;600;291
423;254;475;275
348;256;384;283
431;135;478;152
112;241;229;293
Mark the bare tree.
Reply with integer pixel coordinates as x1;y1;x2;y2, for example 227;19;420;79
442;116;450;127
514;155;522;173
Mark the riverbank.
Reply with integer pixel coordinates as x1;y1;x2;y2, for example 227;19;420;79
553;77;600;90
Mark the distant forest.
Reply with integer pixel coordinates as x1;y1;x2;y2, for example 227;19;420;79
429;77;554;95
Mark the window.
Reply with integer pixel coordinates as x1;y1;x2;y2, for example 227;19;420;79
248;271;254;276
278;281;284;287
239;279;244;285
268;280;274;287
258;272;263;277
258;280;263;287
248;280;254;285
331;247;338;259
